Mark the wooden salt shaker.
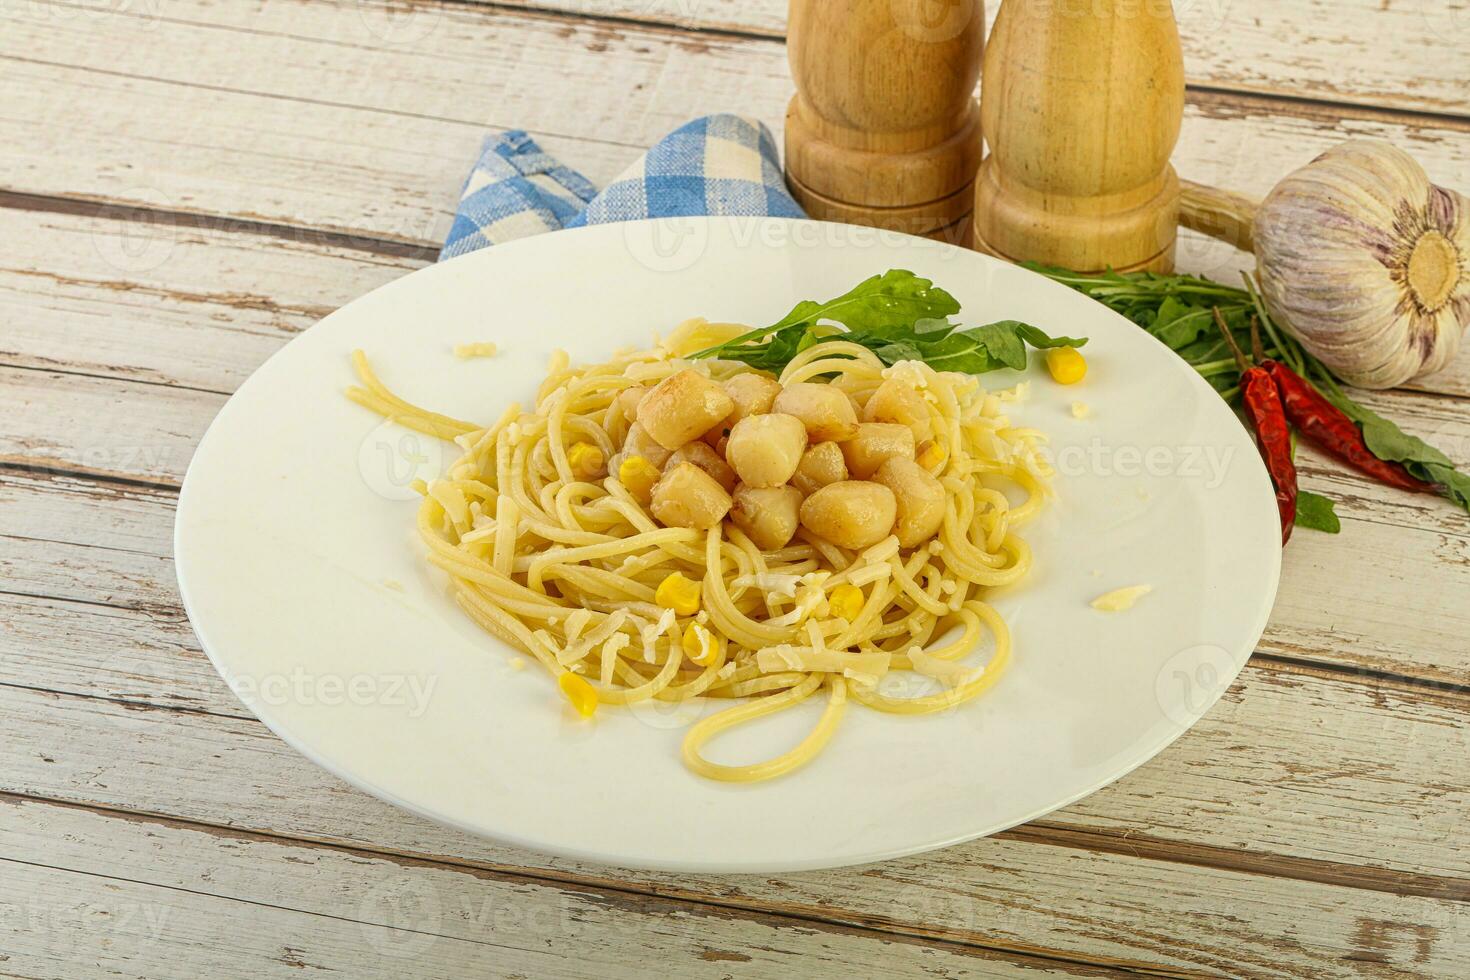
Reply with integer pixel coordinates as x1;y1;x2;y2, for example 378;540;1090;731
973;0;1186;272
785;0;985;243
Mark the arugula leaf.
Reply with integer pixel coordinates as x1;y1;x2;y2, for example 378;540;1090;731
1340;402;1470;510
692;270;961;359
914;317;955;336
940;321;1087;373
1015;323;1089;353
848;320;1086;373
905;330;999;373
1151;299;1222;350
873;341;926;364
963;322;1029;371
692;271;1084;378
1294;491;1341;534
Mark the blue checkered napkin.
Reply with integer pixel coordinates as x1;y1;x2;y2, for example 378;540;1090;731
440;131;599;260
440;114;805;260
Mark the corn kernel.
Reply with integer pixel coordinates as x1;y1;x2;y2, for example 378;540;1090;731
619;455;661;501
829;583;864;622
682;623;717;666
656;572;702;616
567;442;606;480
915;440;947;472
1045;347;1087;385
558;671;598;717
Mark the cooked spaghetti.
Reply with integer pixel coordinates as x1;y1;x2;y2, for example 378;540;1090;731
346;318;1051;783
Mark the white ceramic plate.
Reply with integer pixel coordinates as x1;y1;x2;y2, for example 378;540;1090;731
175;217;1281;873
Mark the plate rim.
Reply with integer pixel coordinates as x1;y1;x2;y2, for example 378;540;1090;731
174;215;1282;873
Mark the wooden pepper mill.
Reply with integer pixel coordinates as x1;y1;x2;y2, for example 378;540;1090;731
785;0;986;243
973;0;1186;272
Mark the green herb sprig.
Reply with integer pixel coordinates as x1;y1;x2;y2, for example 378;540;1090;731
1029;263;1470;516
690;270;1086;375
1295;490;1341;533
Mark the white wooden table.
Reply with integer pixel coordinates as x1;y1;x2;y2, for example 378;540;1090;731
3;1;1468;975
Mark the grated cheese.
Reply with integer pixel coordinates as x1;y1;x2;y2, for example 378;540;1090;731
427;480;470;526
563;609;592;644
600;632;629;685
883;361;930;390
997;381;1030;403
453;342;499;359
1090;585;1153;612
642;607;677;662
731;572;803;598
756;647;891;681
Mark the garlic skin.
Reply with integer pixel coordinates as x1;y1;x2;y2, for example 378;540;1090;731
1254;140;1470;389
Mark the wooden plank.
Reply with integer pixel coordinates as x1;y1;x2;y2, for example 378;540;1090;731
0;204;420;394
7;203;1470;403
4;206;1470;684
487;0;1470;118
4;206;1470;465
6;433;1469;884
4;0;1470;269
1;3;1461;973
0;686;1464;977
1;800;1088;980
7;212;1470;498
2;478;1470;893
0;594;227;718
0;204;417;392
0;365;220;485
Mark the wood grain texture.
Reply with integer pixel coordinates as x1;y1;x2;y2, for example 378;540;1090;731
490;0;1470;118
3;194;1467;403
784;0;983;231
975;0;1184;273
3;797;1102;980
0;687;1465;978
3;0;1469;971
3;208;1470;685
0;203;419;393
3;461;1468;888
4;0;1470;282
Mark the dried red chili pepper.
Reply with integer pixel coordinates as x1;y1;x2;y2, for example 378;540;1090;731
1252;356;1436;495
1216;310;1296;544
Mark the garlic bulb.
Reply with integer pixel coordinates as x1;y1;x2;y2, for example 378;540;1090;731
1253;140;1470;389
